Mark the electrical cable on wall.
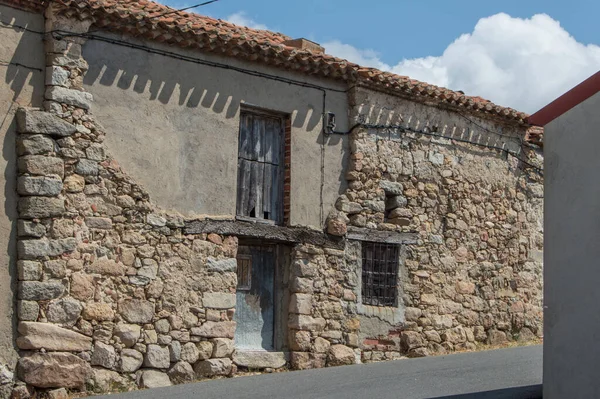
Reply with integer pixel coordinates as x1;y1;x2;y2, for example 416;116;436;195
0;21;542;215
0;60;43;72
334;122;543;176
3;20;349;226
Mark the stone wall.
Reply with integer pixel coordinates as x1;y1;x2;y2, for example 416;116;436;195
9;9;244;397
325;88;544;359
5;5;544;398
15;102;245;394
0;6;45;396
287;245;360;369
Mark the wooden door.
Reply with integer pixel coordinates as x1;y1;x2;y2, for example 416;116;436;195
234;245;275;350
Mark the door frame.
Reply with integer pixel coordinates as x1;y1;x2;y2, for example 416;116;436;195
236;239;290;352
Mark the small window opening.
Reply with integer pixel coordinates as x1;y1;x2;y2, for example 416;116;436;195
237;255;252;291
361;242;399;307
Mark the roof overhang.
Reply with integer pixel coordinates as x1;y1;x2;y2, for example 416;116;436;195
528;71;600;126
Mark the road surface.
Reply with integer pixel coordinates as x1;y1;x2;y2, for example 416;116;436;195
99;345;542;399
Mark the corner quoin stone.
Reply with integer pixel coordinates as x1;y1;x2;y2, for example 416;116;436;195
18;238;77;260
16;321;92;351
18;352;93;388
18;155;64;177
18;197;65;219
18;220;47;238
17;175;63;196
17;260;42;281
17;134;56;155
45;86;93;110
16;108;77;137
19;281;64;301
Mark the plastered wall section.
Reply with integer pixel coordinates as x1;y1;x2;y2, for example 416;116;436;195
0;4;44;367
544;91;600;399
81;33;349;229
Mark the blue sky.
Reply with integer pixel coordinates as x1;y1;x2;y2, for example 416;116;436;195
160;0;600;113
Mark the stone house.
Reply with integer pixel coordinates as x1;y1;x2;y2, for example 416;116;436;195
0;0;544;396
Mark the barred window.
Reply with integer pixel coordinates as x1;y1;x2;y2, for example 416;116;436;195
361;242;399;307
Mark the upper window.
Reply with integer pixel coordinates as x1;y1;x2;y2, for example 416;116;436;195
361;242;399;307
236;110;285;224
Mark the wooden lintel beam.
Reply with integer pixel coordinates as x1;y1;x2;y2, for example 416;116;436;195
346;227;418;245
184;220;419;249
184;219;345;249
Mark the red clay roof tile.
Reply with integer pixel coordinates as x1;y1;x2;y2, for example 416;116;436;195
2;0;46;12
13;0;533;126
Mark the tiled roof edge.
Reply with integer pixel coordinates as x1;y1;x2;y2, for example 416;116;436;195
0;0;46;13
50;0;532;127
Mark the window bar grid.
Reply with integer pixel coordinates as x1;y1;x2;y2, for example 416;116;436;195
362;242;399;307
383;243;389;305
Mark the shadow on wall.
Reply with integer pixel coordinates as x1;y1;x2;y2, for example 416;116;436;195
0;5;44;366
80;32;350;217
1;8;44;103
355;101;524;155
81;33;325;133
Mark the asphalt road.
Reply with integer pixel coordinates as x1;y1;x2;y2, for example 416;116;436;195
99;345;542;399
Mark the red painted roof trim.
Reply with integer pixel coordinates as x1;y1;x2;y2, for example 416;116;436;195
528;71;600;126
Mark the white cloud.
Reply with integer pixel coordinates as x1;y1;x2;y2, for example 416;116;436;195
321;40;392;71
396;14;600;113
225;12;269;31
324;13;600;113
221;12;599;113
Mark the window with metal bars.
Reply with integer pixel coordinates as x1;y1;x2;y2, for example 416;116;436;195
361;242;399;307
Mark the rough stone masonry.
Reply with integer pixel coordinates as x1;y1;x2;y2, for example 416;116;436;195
0;4;543;399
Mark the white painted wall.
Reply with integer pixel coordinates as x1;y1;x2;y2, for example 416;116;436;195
544;91;600;399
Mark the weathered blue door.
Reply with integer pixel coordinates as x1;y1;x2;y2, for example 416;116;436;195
234;246;275;350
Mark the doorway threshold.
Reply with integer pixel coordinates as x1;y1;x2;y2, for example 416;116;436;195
233;350;288;370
